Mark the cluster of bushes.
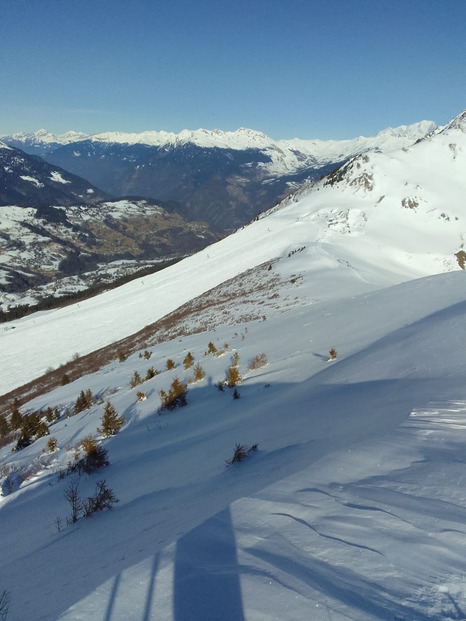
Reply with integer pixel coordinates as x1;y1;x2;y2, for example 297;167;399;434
5;400;51;451
204;342;231;357
64;436;109;476
1;452;55;496
73;389;94;414
62;479;117;527
130;366;160;389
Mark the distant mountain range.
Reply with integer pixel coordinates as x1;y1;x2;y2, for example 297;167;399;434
0;117;446;310
1;122;436;231
0;142;110;207
0;143;218;309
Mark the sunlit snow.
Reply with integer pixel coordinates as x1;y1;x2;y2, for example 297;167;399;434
1;111;466;621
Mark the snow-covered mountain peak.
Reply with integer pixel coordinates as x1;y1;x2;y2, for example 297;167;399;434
1;120;437;159
441;109;466;132
374;120;437;140
88;127;275;150
4;129;89;145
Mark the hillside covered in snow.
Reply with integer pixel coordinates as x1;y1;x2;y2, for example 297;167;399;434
1;120;436;232
0;111;465;621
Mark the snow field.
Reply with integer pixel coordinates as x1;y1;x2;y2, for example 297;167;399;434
2;267;466;618
1;111;466;619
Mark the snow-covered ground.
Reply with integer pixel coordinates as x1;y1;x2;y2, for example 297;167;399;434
1;268;466;620
1;112;466;620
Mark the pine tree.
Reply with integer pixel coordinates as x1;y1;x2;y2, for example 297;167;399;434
97;402;124;437
0;415;10;438
74;389;93;414
145;366;158;380
183;352;194;370
159;377;188;411
9;401;23;431
130;370;143;388
193;362;205;382
206;341;217;355
226;364;241;387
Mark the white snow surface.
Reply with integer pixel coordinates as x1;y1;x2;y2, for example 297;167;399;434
1;112;466;620
19;175;44;188
50;170;71;184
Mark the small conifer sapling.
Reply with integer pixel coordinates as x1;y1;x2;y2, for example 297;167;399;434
98;402;124;437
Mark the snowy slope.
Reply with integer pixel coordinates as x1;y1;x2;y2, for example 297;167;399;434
0;112;465;621
1;268;466;620
0;112;464;396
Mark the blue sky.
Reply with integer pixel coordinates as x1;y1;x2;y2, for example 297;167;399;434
1;0;464;139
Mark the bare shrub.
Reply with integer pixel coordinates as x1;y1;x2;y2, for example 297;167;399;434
0;589;10;621
225;442;258;466
1;468;24;496
65;480;82;524
83;480;118;517
47;437;58;453
65;479;117;523
249;353;268;371
136;391;146;402
328;348;338;361
166;358;175;370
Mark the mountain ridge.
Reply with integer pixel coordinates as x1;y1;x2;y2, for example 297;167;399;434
2;119;436;161
0;110;464;396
